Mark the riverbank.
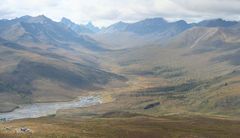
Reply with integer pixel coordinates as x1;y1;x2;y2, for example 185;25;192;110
0;96;102;121
0;103;19;113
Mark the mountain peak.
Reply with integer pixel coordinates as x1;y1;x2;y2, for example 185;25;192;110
33;15;50;22
60;17;73;25
85;22;100;32
61;17;72;23
110;21;128;26
102;21;129;33
36;14;47;18
15;15;51;24
176;20;187;24
18;15;32;20
86;21;93;26
60;18;97;34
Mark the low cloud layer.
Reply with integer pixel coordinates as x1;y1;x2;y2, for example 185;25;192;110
0;0;240;27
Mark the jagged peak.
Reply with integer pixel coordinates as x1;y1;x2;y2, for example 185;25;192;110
14;15;52;24
61;17;73;23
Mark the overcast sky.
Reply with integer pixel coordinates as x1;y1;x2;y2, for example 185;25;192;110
0;0;240;27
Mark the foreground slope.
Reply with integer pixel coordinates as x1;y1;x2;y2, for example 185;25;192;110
1;115;240;138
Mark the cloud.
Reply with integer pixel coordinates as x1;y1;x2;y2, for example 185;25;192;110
0;0;240;27
171;0;240;21
172;0;240;13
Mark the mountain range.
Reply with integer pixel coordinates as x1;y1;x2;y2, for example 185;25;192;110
2;15;237;44
101;17;238;35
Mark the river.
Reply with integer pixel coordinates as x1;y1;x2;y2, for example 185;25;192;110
0;96;101;121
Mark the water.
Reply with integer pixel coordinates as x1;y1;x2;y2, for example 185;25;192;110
0;96;101;121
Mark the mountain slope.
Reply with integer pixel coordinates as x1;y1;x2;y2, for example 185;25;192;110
165;26;240;53
0;39;126;112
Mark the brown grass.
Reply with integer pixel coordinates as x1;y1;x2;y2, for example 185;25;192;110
1;115;240;138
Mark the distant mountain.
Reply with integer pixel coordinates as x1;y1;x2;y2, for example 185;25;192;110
126;18;168;34
102;18;192;38
60;18;100;34
195;18;238;27
229;21;240;30
101;21;129;33
60;17;93;34
0;15;105;51
85;22;101;33
102;18;240;37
